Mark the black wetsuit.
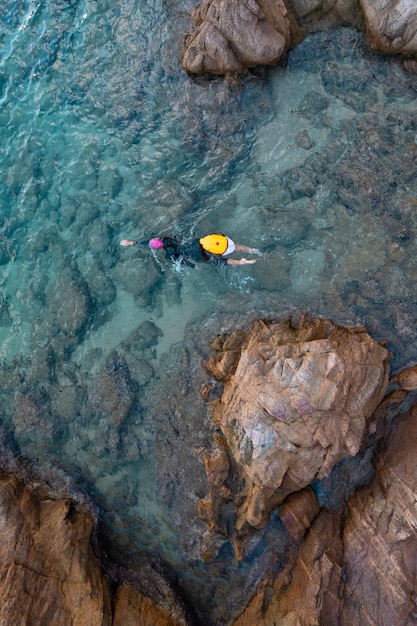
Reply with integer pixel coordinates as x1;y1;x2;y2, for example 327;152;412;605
160;237;228;267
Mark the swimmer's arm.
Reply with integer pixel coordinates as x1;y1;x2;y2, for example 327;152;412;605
120;239;148;247
227;258;256;265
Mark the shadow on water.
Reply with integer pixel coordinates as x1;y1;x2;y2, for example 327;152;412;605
1;0;417;622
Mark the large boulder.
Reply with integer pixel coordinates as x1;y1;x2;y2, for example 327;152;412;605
201;317;390;557
360;0;417;54
182;0;303;74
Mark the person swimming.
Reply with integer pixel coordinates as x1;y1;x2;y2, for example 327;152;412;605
120;234;260;266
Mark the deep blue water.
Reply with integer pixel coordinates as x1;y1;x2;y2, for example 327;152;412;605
1;1;417;623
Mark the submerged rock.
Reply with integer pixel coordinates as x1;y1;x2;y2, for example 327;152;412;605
89;352;136;426
287;0;363;31
182;0;303;74
202;316;390;557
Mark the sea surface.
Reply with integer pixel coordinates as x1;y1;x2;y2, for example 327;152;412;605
1;0;417;623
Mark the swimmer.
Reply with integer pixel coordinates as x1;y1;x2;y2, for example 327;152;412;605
120;234;260;266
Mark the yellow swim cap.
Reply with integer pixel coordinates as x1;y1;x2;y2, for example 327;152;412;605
199;234;228;255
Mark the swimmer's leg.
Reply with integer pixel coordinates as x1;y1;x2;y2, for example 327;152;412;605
234;244;262;255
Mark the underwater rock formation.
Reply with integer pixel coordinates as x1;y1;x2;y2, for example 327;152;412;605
182;0;303;74
89;352;136;426
201;316;390;557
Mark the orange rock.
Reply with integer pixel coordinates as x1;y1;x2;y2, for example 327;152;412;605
200;316;390;557
0;472;112;626
341;403;417;624
278;487;320;541
113;584;188;626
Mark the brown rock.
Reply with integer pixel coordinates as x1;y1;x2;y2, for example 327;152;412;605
360;0;417;54
0;472;112;626
113;583;189;626
233;508;343;625
340;403;417;625
201;317;390;556
393;364;417;390
182;0;303;75
278;486;320;541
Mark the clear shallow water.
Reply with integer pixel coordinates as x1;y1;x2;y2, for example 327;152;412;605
1;1;417;623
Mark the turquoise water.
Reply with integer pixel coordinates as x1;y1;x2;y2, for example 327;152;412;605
2;1;417;623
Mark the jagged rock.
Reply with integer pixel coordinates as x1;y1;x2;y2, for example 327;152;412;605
113;583;190;626
232;387;417;625
403;57;417;73
182;0;303;75
340;402;417;624
232;508;343;625
0;471;112;626
360;0;417;54
201;317;390;557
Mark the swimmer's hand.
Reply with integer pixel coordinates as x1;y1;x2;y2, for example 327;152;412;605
227;258;256;265
120;239;135;247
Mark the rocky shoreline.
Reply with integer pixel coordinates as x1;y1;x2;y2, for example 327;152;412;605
183;0;417;75
2;1;417;624
2;313;417;625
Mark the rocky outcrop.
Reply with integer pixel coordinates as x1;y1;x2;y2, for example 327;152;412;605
360;0;417;54
182;0;303;74
201;316;390;558
113;584;188;626
182;0;417;76
340;401;417;624
3;315;417;625
233;507;344;625
0;471;191;626
233;393;417;625
0;471;112;626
